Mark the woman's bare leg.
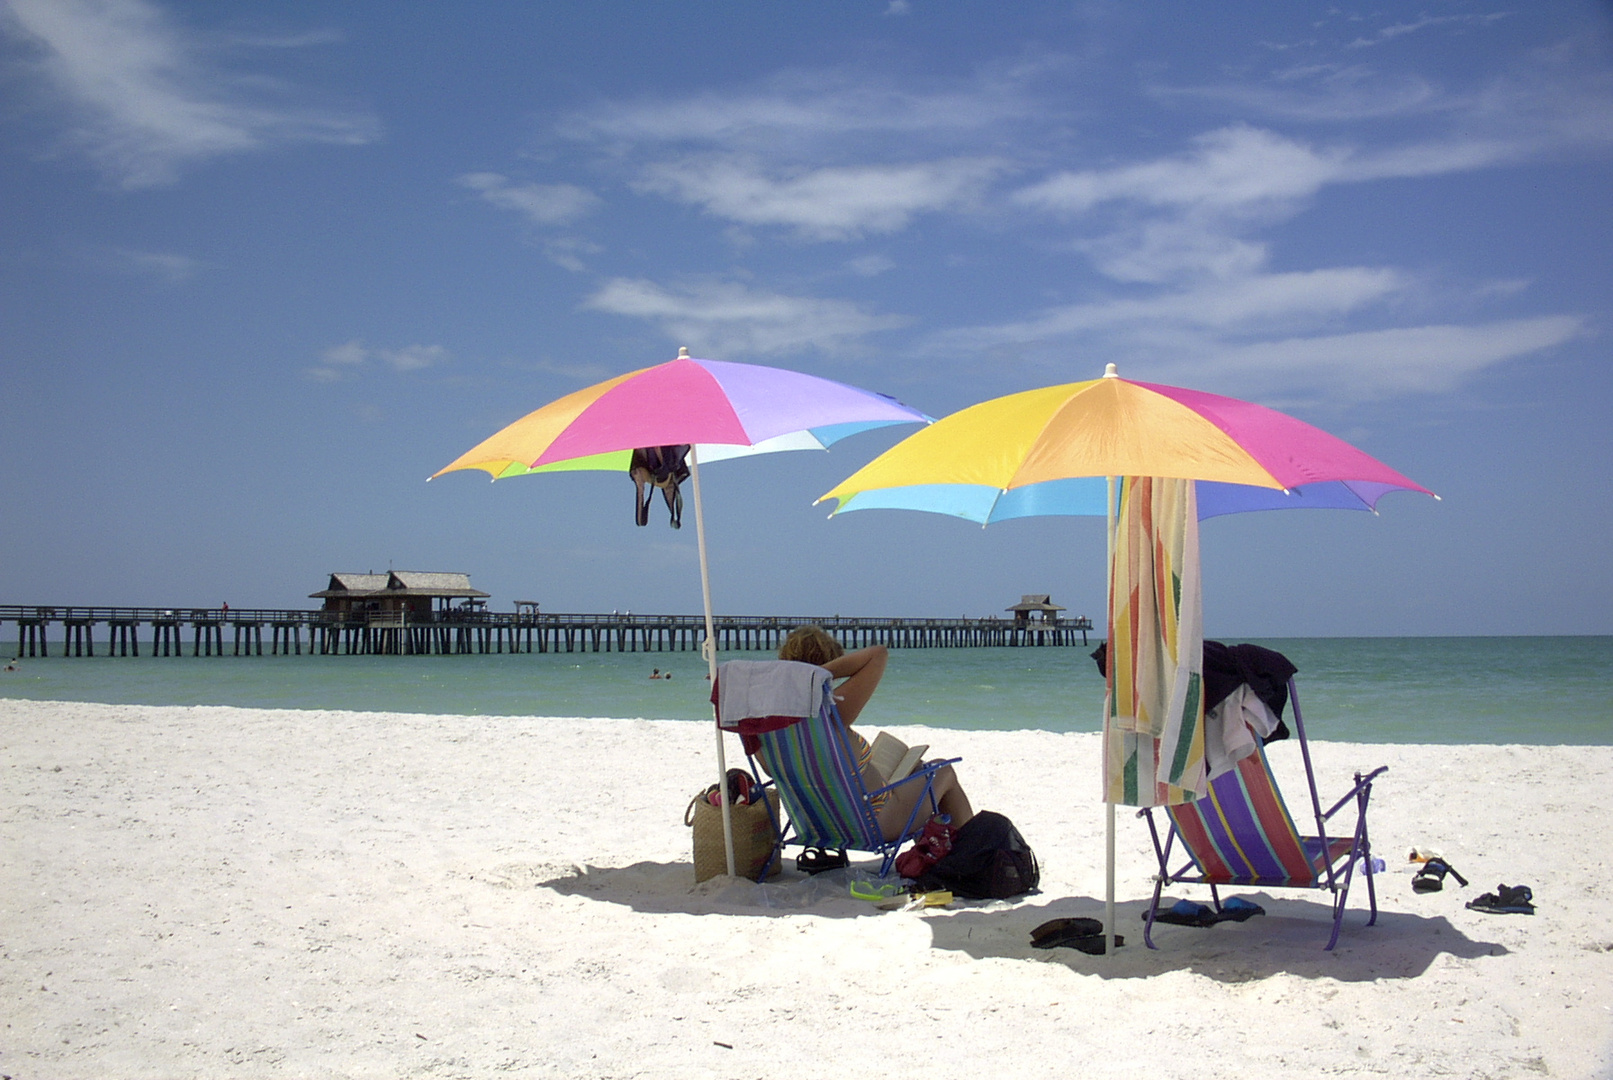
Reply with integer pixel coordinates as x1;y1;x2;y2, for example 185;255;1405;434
877;764;973;841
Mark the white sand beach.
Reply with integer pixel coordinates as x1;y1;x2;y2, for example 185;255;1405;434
3;698;1610;1079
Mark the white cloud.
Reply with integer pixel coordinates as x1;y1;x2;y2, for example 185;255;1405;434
942;268;1405;347
584;278;909;357
1345;13;1510;51
1187;316;1587;401
456;172;601;226
637;157;1001;240
0;0;377;187
1009;120;1594;283
377;344;446;372
847;254;896;277
1015;126;1347;216
321;340;368;366
100;246;201;281
562;68;1043;151
308;340;446;381
541;236;604;274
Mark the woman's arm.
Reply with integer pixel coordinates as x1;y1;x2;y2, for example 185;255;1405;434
822;645;887;725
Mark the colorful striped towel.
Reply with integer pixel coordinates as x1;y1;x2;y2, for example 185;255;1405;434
1104;476;1206;806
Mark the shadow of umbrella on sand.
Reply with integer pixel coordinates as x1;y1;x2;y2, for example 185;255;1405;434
433;347;929;876
819;363;1436;952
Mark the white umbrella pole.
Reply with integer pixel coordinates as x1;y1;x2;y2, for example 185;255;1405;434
688;447;737;878
1105;473;1117;958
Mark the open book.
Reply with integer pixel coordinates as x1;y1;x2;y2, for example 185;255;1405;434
869;731;929;786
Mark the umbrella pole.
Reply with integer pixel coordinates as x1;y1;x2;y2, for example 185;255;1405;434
689;447;737;879
1105;474;1117;959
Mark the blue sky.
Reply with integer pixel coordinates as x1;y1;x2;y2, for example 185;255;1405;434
2;1;1610;636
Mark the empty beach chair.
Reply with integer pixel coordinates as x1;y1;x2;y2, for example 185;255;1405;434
1140;678;1386;950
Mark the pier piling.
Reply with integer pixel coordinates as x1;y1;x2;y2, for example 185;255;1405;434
0;605;1093;659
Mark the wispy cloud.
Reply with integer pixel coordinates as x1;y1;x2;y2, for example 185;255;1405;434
584;278;909;357
1179;316;1587;402
1345;13;1511;51
96;246;202;281
1016;126;1346;217
636;156;1003;240
561;67;1047;153
308;340;447;382
555;64;1046;238
0;0;377;187
456;172;601;226
1008;120;1585;283
942;269;1405;347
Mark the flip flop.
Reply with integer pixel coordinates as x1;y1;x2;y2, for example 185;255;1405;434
1217;897;1265;922
1148;900;1218;927
1412;858;1469;893
796;847;848;874
1466;883;1535;915
1031;917;1102;947
1030;918;1124;953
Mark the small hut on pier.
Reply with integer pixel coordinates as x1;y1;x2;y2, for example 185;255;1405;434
1006;594;1065;627
311;572;489;623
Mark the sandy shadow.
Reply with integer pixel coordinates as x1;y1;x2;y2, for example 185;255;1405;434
510;863;1507;983
924;892;1510;983
519;859;892;918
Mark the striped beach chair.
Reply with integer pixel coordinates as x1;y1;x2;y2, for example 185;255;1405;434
1141;679;1386;950
715;660;956;880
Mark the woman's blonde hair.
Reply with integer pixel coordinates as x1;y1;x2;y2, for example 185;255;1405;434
779;624;844;666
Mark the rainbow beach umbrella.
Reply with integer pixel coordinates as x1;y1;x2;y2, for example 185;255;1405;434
821;364;1434;522
434;347;929;876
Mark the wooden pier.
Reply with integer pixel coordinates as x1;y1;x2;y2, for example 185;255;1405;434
1;605;1093;658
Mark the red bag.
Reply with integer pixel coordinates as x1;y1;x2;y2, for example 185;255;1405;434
894;814;954;879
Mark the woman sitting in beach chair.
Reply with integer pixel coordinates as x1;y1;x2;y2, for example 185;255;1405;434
772;626;974;840
715;626;975;877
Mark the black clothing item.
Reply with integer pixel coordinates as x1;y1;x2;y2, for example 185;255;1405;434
1089;639;1297;744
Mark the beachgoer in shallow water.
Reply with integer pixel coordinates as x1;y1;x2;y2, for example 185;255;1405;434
774;625;973;839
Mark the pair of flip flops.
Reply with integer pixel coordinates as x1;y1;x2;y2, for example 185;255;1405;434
796;847;848;874
1466;884;1535;915
1030;917;1124;954
1412;857;1469;893
1146;896;1265;927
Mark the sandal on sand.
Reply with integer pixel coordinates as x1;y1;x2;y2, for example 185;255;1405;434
1466;884;1535;915
1149;900;1218;927
1030;917;1123;953
1412;858;1469;893
796;847;848;875
1031;917;1102;947
1218;897;1265;922
1144;897;1266;927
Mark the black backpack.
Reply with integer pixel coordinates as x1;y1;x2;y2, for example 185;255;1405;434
915;810;1040;900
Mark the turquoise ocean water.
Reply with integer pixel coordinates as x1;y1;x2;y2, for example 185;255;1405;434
2;637;1608;745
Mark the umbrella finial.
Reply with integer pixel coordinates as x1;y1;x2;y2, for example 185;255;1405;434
677;346;690;359
1103;363;1119;379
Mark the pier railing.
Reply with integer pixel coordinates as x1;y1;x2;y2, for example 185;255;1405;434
0;605;1092;658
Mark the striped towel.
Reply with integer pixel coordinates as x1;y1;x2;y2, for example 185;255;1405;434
1104;476;1206;806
